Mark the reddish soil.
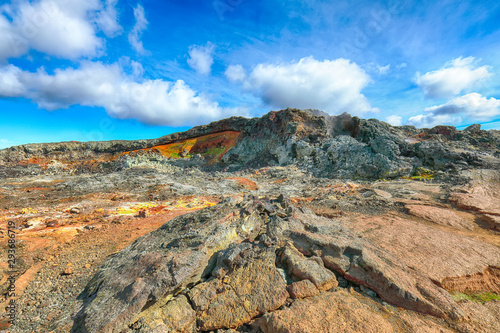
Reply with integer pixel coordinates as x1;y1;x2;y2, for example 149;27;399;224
227;177;259;191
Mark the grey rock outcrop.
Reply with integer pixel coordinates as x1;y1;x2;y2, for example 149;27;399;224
2;108;499;180
73;196;500;332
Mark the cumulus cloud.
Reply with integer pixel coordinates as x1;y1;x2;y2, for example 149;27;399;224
225;64;246;82
0;61;239;126
0;64;24;96
0;0;121;60
385;115;402;126
0;14;28;59
415;57;491;99
407;93;500;128
241;57;375;115
128;4;148;54
407;114;461;128
187;43;215;75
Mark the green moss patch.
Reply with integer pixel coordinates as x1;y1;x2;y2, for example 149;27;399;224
410;167;435;181
450;291;500;303
203;147;226;156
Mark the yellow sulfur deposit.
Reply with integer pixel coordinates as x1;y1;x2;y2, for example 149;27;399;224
113;198;217;216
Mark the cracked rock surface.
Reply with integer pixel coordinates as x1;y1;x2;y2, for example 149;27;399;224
73;193;500;332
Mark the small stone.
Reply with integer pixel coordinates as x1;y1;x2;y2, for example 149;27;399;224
362;191;375;198
259;234;273;247
69;207;81;214
136;210;148;218
277;193;291;207
45;220;58;228
179;148;190;158
38;302;49;308
111;217;124;224
337;276;349;288
61;267;74;275
373;189;392;198
360;284;378;298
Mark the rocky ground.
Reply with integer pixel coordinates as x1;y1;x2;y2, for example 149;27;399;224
0;109;499;332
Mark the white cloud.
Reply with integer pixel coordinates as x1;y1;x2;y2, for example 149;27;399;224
407;114;460;128
407;93;500;128
225;64;246;82
415;57;491;99
187;43;215;75
377;64;390;75
0;61;241;126
128;4;148;54
0;13;29;59
242;56;376;115
426;93;500;120
0;64;24;96
130;60;144;77
385;115;402;126
0;0;121;60
96;0;122;37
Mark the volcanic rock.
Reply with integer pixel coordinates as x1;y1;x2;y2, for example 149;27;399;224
279;244;338;291
481;214;500;231
2;108;500;333
451;183;500;216
406;204;474;230
258;291;394;333
287;279;319;299
73;194;500;332
3;108;499;180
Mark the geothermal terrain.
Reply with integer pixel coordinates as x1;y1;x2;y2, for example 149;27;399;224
0;109;499;333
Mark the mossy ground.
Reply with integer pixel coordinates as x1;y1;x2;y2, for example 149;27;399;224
402;167;436;181
450;291;500;303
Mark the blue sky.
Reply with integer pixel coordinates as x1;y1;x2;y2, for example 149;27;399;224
1;0;500;148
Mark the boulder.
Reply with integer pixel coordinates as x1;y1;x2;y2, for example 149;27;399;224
279;244;338;291
191;245;288;331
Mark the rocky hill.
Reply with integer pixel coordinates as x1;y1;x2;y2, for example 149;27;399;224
1;108;499;180
0;109;499;333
